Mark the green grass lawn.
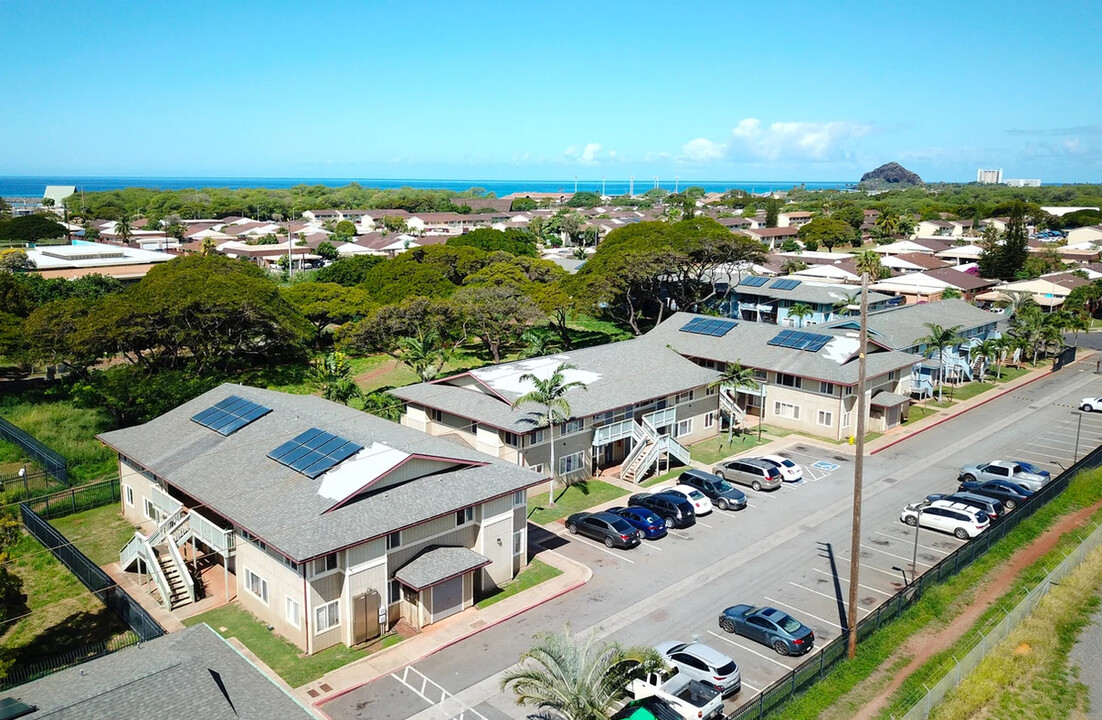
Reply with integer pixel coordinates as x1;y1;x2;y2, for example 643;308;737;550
182;603;401;687
0;530;133;672
49;504;137;566
526;479;628;525
0;393;115;483
475;558;562;610
641;468;683;488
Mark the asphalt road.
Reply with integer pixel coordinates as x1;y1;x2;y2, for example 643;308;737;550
323;361;1102;720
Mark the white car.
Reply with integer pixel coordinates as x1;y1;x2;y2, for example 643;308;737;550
900;499;990;539
1081;396;1102;412
668;485;713;515
758;454;803;482
654;640;741;697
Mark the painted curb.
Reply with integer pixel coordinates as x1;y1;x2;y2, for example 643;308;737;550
311;574;589;709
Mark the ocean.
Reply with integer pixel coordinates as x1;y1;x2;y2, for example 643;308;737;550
0;175;854;199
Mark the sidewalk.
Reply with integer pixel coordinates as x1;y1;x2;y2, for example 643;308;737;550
301;542;591;709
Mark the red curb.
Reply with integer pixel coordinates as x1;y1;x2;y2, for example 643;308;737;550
311;575;589;709
870;361;1079;456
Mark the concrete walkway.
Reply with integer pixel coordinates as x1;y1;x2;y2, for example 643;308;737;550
300;543;591;707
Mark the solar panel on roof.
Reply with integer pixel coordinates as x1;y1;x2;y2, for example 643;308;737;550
190;395;272;436
268;428;364;478
770;278;801;290
679;317;737;337
767;329;832;352
740;276;769;287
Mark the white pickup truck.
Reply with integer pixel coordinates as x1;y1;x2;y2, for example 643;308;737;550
627;668;724;720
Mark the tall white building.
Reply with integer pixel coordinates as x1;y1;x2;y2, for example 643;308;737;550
977;169;1003;184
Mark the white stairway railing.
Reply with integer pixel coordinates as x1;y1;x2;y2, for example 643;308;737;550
142;536;172;610
164;530;195;605
119;531;145;573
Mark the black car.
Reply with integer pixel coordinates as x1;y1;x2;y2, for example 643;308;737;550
628;492;697;528
678;469;748;511
957;479;1033;510
565;511;642;549
926;492;1005;522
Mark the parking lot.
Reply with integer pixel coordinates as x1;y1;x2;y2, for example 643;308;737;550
323;369;1102;720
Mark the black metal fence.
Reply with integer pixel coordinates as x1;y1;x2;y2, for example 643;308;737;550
727;440;1102;720
5;502;165;689
0;466;63;505
17;477;119;520
0;415;69;486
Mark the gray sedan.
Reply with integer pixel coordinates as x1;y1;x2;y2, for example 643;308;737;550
958;460;1049;492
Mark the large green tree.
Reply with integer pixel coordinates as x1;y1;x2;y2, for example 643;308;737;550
0;214;66;242
798;217;853;252
283;282;374;337
313;254;385;286
452;284;543;362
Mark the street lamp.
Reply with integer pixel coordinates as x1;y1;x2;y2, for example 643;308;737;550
1072;410;1084;463
909;504;924;585
891;565;908;587
758;379;767;443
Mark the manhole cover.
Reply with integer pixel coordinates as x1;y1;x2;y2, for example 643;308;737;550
882;476;898;484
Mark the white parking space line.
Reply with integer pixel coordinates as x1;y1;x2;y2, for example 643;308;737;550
859;543;934;567
831;553;906;579
706;630;795;669
765;595;849;630
1031;436;1080;447
669;530;693;540
873;531;952;555
567;535;637;564
639;541;663;551
746;503;760;509
788;582;871;614
739;679;762;693
698;520;714;528
812;567;894;597
1022;441;1078;453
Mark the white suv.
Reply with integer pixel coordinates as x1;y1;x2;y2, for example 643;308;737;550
900;499;990;539
667;485;714;515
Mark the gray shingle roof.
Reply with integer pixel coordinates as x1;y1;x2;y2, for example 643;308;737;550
735;276;892;306
8;624;314;719
824;299;1003;351
391;340;720;431
395;546;491;591
98;385;543;562
871;390;910;407
645;313;921;385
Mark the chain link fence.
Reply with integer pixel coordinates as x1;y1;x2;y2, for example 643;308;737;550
0;415;69;486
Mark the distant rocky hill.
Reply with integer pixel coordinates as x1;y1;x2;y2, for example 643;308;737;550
860;162;923;187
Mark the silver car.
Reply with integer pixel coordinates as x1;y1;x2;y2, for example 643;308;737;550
958;460;1050;492
654;640;741;697
711;458;783;491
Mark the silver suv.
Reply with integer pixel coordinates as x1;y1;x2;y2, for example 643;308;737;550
711;458;783;491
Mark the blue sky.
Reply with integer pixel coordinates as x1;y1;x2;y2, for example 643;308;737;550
2;0;1100;183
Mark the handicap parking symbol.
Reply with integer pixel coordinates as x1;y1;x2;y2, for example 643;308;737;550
810;460;841;472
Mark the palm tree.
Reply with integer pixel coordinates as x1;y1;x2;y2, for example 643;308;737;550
511;362;588;506
309;352;361;405
397;332;447;382
709;362;758;443
520;327;560;359
788;302;813;328
1066;311;1090;346
500;625;665;720
780;258;807;275
114;215;133;244
199;237;217;256
831;292;859;319
918;322;964;401
972;338;1000;383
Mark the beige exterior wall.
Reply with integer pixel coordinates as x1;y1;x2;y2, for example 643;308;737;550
477;496;516;589
118;458;157;529
235;538;308;651
402;405;429;432
765;381;848;441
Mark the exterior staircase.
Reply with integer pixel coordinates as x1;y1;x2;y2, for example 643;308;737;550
620;417;692;483
153;544;193;610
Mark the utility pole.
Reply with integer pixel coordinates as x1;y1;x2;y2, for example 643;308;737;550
847;263;870;659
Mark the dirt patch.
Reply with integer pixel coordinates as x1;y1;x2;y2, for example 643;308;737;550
353;357;404;388
848;499;1102;720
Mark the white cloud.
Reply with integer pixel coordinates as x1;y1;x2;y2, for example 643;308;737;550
729;118;872;161
563;142;604;166
680;137;728;162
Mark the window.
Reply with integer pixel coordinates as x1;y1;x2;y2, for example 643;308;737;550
706;386;718;396
429;408;443;422
558;419;584;436
889;370;898;381
456;507;474;526
312;554;337;576
502;431;520;447
842;411;852;429
817;410;833;427
143;498;156;521
819;381;836;395
753;369;768;381
244;568;269;605
675;419;693;437
123;485;134;507
530;429;546;445
387;531;401;550
285;596;301;628
388;579;402;605
513;490;525;506
558;452;584;474
675;390;693;404
774;402;800;419
513;529;525;557
704;412;715;429
315;600;340;634
776;373;801;388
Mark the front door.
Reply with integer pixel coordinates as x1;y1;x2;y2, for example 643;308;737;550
431;576;464;622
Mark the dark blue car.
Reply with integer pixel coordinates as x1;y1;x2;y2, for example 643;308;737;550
958;479;1033;510
608;506;668;540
